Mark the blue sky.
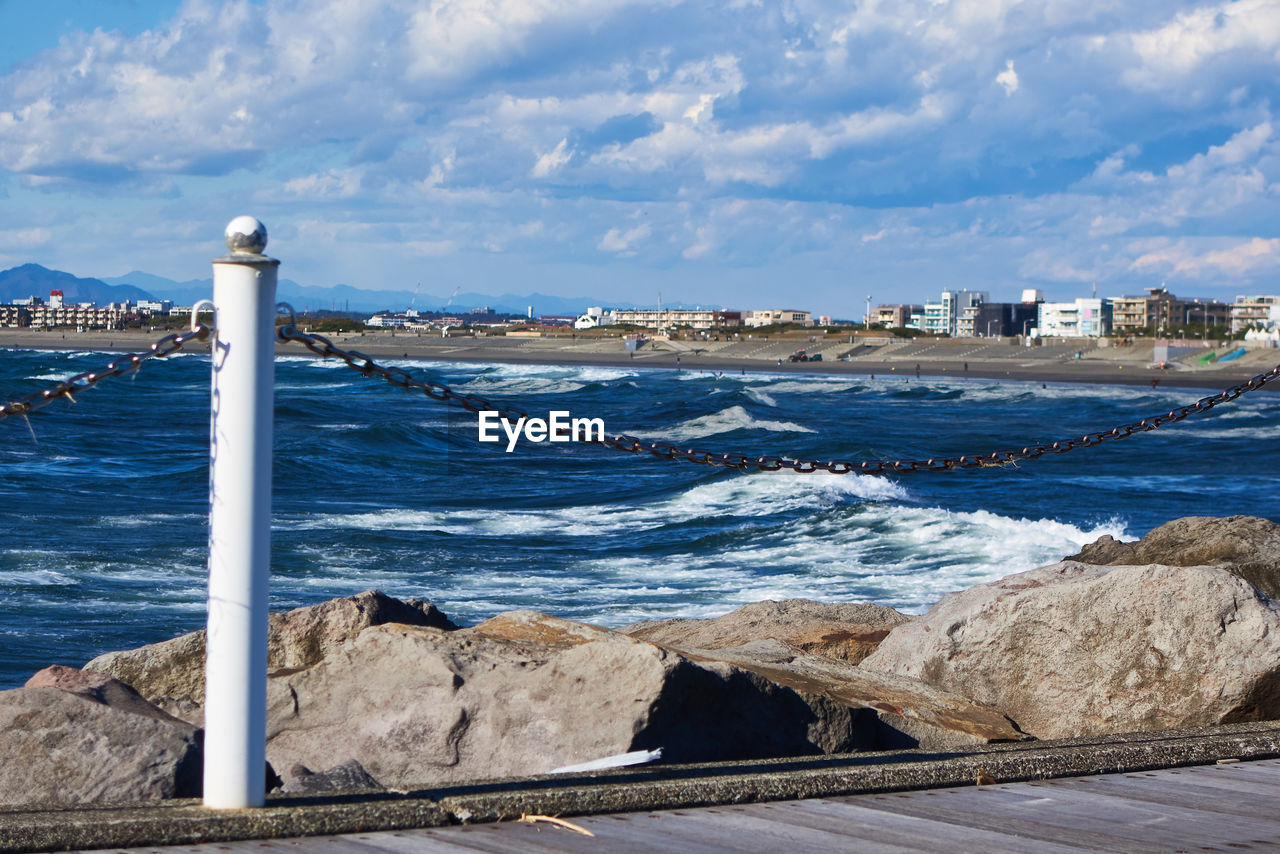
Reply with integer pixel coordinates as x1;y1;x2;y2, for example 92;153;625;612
1;0;1278;317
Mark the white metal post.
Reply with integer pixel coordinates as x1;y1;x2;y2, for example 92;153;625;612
204;216;278;809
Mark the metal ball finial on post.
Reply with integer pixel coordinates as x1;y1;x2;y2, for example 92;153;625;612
224;216;269;255
204;216;278;809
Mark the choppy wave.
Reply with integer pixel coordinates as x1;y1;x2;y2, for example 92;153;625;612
276;495;1124;621
287;471;907;537
754;379;861;395
654;405;816;440
458;376;588;396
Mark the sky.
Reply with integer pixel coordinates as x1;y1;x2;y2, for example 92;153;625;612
0;0;1278;317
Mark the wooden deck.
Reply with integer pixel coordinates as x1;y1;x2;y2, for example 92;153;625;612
98;758;1280;853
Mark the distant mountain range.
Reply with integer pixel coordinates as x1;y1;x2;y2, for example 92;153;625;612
0;264;153;305
1;264;620;317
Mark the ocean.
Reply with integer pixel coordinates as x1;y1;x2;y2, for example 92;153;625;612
2;345;1279;688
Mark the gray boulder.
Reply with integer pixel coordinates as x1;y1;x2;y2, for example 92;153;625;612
1069;515;1280;600
280;759;382;794
263;611;861;788
861;560;1280;739
84;590;455;723
0;666;201;806
673;640;1026;750
622;599;912;665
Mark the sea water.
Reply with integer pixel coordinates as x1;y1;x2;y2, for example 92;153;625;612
1;347;1278;687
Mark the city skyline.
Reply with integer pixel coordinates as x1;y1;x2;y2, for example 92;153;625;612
1;1;1278;317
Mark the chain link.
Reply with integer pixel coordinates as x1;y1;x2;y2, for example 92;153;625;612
277;324;1280;475
0;326;212;421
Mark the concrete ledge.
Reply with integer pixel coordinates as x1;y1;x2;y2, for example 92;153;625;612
0;796;451;853
4;720;1280;852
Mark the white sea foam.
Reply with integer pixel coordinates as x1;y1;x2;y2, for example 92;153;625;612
562;505;1129;619
753;380;861;395
274;382;355;391
259;477;1130;627
286;471;907;538
96;513;201;528
457;376;588;396
1180;425;1280;440
0;568;75;587
745;388;777;407
653;405;815;441
468;363;635;382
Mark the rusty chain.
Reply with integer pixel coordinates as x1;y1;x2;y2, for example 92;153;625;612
276;323;1280;474
0;325;212;421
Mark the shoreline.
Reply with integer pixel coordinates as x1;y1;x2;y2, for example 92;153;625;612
3;327;1278;392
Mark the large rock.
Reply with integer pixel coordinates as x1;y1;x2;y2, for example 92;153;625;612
861;561;1280;739
0;666;201;806
1069;515;1280;599
85;590;455;723
263;611;862;788
280;760;382;794
670;640;1026;750
622;599;912;665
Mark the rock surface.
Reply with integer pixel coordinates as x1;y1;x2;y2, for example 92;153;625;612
622;599;912;665
263;610;861;788
861;560;1280;739
1069;515;1280;600
84;590;456;723
672;640;1026;750
280;760;383;794
0;667;201;806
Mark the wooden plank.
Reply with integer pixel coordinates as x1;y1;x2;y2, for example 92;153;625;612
851;785;1247;854
1192;761;1280;787
410;812;759;854
101;836;414;854
1052;772;1280;818
1103;765;1280;798
391;805;1060;854
960;779;1280;835
947;780;1280;845
740;797;1090;853
669;804;953;853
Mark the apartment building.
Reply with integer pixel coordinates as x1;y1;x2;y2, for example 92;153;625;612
612;308;744;329
875;305;923;328
743;309;811;328
920;290;987;336
1110;287;1228;334
1231;295;1280;333
1036;298;1112;338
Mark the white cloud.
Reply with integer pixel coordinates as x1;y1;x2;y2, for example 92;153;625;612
681;226;713;259
281;169;363;199
405;0;659;81
996;60;1018;96
1130;237;1280;276
1127;0;1280;83
0;227;52;248
531;138;573;178
598;223;650;253
1203;237;1280;273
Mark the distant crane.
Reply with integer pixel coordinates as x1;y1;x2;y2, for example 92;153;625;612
407;282;422;313
443;285;461;311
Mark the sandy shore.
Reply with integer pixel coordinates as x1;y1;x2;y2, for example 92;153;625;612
3;327;1278;392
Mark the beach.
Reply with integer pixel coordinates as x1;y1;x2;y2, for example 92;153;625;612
3;327;1278;391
